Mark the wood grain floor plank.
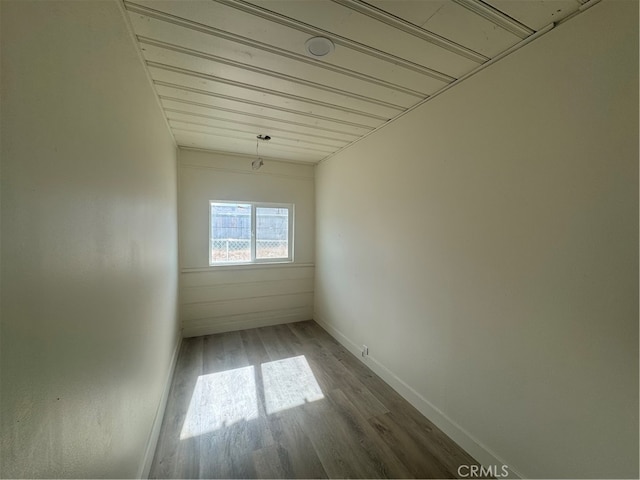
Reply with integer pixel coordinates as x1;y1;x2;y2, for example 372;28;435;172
229;332;277;454
291;398;369;478
222;331;274;454
240;328;272;421
292;388;410;478
240;328;271;367
199;331;274;478
150;337;203;479
252;445;286;479
368;411;454;478
266;412;328;479
201;333;226;373
257;324;299;362
323;388;412;478
198;333;231;479
242;326;328;478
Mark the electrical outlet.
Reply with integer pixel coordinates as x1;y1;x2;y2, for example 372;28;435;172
361;344;369;357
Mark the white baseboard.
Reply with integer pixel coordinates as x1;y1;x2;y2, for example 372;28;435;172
138;332;182;479
313;313;522;479
182;311;313;338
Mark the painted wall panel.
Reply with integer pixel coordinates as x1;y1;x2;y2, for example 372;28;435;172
315;1;639;478
182;306;313;338
182;292;314;321
0;1;179;478
181;264;314;288
181;277;314;304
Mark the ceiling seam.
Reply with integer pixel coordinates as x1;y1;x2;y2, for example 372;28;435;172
451;0;534;38
331;0;489;63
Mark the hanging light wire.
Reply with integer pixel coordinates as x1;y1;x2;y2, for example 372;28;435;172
252;135;269;170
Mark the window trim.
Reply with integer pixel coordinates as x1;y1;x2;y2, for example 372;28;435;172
209;200;294;266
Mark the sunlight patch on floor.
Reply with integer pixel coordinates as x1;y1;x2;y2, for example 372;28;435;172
261;355;324;414
180;355;324;439
180;365;258;439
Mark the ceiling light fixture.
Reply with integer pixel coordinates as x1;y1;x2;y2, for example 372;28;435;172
251;158;263;170
305;36;334;58
253;134;271;170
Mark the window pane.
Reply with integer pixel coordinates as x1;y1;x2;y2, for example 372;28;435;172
256;207;289;259
210;203;251;263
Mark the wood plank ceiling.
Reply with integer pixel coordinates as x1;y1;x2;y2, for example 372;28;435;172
124;0;587;164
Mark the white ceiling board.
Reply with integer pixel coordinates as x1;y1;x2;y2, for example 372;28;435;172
141;44;401;119
164;111;356;146
422;3;521;57
485;0;581;31
122;0;591;163
245;0;482;77
127;11;429;104
369;0;522;57
367;0;448;27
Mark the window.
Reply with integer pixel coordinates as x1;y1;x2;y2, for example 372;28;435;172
210;201;293;265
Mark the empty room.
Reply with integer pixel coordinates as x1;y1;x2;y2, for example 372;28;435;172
1;0;638;478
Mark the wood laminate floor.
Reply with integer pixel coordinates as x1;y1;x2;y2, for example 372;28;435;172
150;320;481;479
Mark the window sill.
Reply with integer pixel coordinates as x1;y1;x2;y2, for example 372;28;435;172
181;262;314;273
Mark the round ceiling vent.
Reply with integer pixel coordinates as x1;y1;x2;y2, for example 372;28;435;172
305;36;335;58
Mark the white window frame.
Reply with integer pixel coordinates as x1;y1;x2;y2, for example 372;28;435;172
209;200;294;266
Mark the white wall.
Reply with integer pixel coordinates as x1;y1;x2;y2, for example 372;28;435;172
315;1;638;478
179;149;314;337
1;1;179;477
